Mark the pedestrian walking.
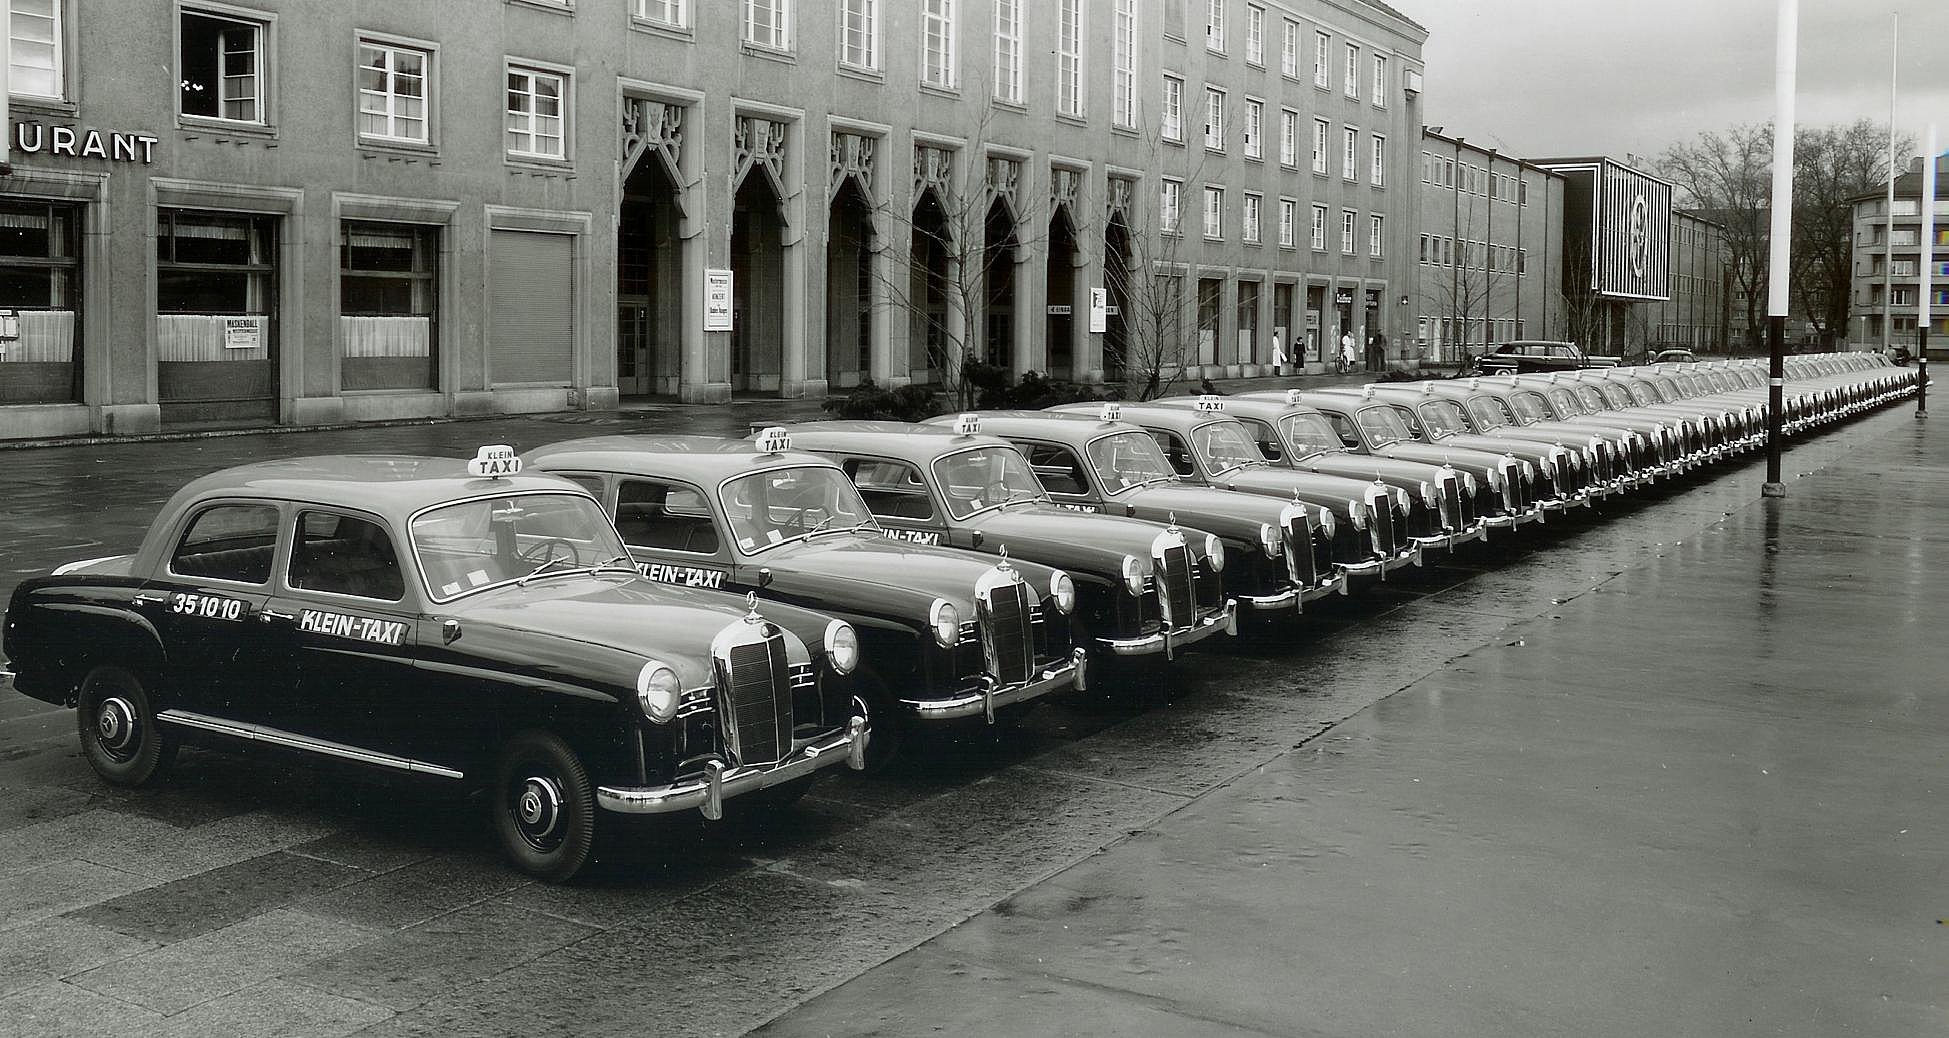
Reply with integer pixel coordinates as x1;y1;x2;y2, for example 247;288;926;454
1270;330;1287;376
1339;330;1357;373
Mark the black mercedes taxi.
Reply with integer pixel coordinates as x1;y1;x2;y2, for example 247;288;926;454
955;407;1363;605
0;448;867;882
768;417;1236;660
526;430;1084;762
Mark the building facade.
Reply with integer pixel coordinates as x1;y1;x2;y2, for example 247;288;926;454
1849;154;1949;357
1643;209;1728;353
1412;129;1565;362
0;0;1427;441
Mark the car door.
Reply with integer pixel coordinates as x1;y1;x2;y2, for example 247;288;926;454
137;500;282;719
839;456;950;546
612;477;735;594
1020;441;1109;515
261;508;427;762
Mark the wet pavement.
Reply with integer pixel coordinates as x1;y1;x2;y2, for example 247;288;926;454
0;395;1937;1037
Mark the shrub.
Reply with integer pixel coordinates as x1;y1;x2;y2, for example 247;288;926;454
822;379;942;423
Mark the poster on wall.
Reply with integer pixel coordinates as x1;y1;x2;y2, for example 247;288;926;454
221;317;261;350
1089;288;1109;333
704;269;734;332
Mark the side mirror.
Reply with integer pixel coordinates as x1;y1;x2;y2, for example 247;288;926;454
758;567;774;589
971;530;984;549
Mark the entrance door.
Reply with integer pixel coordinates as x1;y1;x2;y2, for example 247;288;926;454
489;230;574;386
156;210;279;426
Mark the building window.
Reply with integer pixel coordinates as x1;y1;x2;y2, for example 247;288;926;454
1313;30;1329;88
1204;86;1225;151
180;8;265;123
1161;178;1182;235
340;221;439;391
1343;42;1358;96
1342;126;1357;180
1242;193;1261;244
1279;108;1297;167
1311;117;1328;175
1371;134;1386;186
635;0;686;28
993;0;1021;103
156;209;279;414
1056;0;1083;116
1203;185;1224;240
357;41;429;145
1244;4;1263;65
1161;74;1183;142
9;0;62;100
1205;0;1223;52
1243;99;1262;159
1310;203;1326;250
1112;0;1136;127
1340;209;1356;255
1372;53;1387;105
1519;180;1529;206
505;65;566;159
922;0;955;88
1280;18;1298;78
743;0;791;49
1369;215;1384;258
0;201;80;405
1278;197;1296;248
840;0;878;70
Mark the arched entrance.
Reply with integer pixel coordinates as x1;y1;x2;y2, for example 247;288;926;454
826;181;873;389
909;190;953;384
982;200;1018;369
1103;214;1132;382
1045;207;1078;378
731;174;785;394
618;159;683;397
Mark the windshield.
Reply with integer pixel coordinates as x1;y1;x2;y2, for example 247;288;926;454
1652;377;1683;401
1356;405;1414;446
1548;388;1585;415
1507;392;1551;423
1192;420;1267;475
1086;432;1177;494
1466;396;1512;430
1595;383;1636;409
411;493;629;601
1418;399;1470;437
1571;386;1607;411
1278;413;1345;458
932;446;1049;518
720;465;879;554
1624;381;1659;406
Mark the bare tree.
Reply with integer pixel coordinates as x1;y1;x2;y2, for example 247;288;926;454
1659;124;1772;351
1792;120;1910;346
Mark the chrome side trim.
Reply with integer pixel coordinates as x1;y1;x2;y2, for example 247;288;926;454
155;709;465;780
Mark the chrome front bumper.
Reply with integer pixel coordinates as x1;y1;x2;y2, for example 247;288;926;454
1239;571;1346;611
1103;599;1238;657
1300;571;1351;602
1342;545;1423;579
596;716;868;819
903;648;1089;720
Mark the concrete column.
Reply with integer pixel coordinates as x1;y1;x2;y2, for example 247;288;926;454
869;208;900;387
1218;275;1240;377
1014;239;1043;376
780;119;819;399
679;99;728;403
1072;244;1098;382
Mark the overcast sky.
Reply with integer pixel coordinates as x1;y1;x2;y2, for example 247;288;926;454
1411;1;1949;166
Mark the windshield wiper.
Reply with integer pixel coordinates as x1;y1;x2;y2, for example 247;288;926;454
517;554;575;586
591;554;639;576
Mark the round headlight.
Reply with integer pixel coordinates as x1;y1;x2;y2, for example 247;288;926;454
1204;533;1225;572
824;620;859;675
1258;522;1281;559
1392;488;1410;512
1520;460;1535;482
1121;554;1149;596
1050;571;1076;615
1419;480;1437;506
929;599;959;648
1347;498;1369;528
1462;471;1478;494
636;661;681;724
1318;505;1336;539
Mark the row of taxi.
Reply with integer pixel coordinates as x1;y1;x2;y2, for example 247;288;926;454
1;353;1912;880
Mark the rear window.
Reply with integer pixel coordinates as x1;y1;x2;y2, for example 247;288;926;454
169;503;280;585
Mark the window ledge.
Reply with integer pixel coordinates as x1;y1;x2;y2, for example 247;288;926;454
918;83;961;101
358;137;438;159
991;98;1029;115
177;116;279;141
628;19;693;42
505;155;575;176
836;64;884;84
9;96;77;118
506;0;573;15
1110;124;1139;138
1055;113;1089;130
1244;153;1264;164
740;43;797;64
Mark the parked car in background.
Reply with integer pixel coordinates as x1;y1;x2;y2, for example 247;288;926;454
1472;340;1621;375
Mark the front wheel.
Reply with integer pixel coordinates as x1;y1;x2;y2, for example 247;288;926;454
492;731;597;883
76;665;176;787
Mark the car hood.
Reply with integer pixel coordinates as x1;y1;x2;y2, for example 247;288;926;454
1291;453;1456;490
971;507;1193;576
765;535;1051;611
1377;440;1527;474
1420;433;1558;464
1119;484;1292;543
1207;466;1398;513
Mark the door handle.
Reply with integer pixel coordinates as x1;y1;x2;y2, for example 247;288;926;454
132;593;167;606
261;609;296;624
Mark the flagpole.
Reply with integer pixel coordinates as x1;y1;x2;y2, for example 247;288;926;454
1919;124;1936;419
1761;0;1797;498
1882;13;1897;353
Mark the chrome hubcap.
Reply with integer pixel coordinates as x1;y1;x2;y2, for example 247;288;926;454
95;697;138;758
513;774;565;850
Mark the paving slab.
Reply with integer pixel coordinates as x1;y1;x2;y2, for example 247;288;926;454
297;901;597;1011
68;851;370;943
69;908;381;1015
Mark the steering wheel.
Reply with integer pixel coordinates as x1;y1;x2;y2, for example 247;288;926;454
518;538;580;567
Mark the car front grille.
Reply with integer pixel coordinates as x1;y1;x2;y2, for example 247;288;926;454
1156;542;1198;627
718;633;792;768
1283;510;1319;586
1367;492;1396;557
1440;475;1464;531
979;580;1036;687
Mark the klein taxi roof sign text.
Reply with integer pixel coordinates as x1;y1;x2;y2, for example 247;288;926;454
754;427;793;454
468;444;522;478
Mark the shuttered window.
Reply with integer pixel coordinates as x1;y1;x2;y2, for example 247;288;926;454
489;230;572;385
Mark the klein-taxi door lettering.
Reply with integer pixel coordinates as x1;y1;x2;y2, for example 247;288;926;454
299;608;408;646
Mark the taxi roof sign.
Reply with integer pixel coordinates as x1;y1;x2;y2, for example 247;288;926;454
1098;402;1123;423
754;427;793;454
953;413;982;436
1283;389;1305;406
468;444;521;478
1194;395;1225;413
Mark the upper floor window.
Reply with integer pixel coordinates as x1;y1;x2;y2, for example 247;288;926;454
1244;5;1264;65
1371;54;1388;105
1205;0;1224;52
1278;197;1297;247
1311;117;1328;175
180;8;265;123
921;0;955;88
1313;30;1330;88
1341;209;1357;255
1203;185;1225;240
1279;108;1297;166
1056;0;1083;117
840;0;878;70
1112;0;1136;127
1311;203;1327;250
1280;19;1298;78
505;64;566;159
1161;178;1182;235
9;0;62;100
1242;193;1261;243
357;41;429;145
1242;99;1262;159
1161;74;1183;142
1371;134;1386;186
1369;214;1385;258
993;0;1021;103
1343;42;1359;96
1341;125;1358;180
1204;86;1225;151
743;0;790;50
635;0;686;28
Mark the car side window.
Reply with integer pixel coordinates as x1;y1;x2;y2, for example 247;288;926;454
1148;431;1197;477
1241;418;1283;460
169;503;280;585
559;474;606;502
1024;444;1092;495
289;511;405;601
1322;412;1362;448
843;458;936;520
616;479;720;555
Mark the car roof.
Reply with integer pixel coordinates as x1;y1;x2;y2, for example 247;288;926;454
526;434;841;481
775;420;1018;461
950;410;1151;443
1049;401;1217;434
166;455;585;520
1147;395;1320;421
